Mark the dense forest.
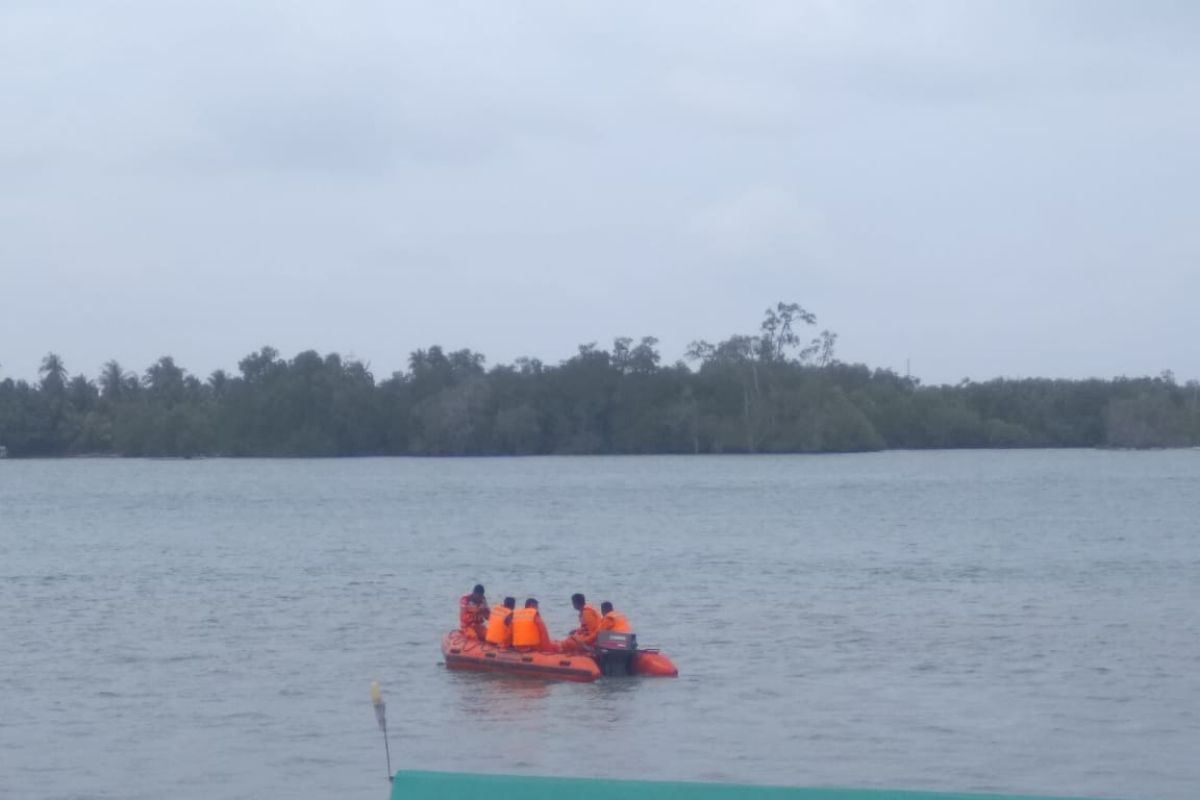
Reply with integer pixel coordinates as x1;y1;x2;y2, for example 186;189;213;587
2;304;1198;457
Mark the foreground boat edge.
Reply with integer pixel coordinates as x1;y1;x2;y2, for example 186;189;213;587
388;770;1126;800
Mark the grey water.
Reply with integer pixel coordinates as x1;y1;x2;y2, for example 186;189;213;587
0;451;1197;800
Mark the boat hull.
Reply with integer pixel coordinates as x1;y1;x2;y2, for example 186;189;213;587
441;631;601;682
631;650;678;677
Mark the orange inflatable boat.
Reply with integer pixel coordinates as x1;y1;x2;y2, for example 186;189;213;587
627;649;678;677
441;630;678;682
592;630;679;678
442;631;601;682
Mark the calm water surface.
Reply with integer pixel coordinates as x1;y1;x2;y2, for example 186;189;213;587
1;451;1197;800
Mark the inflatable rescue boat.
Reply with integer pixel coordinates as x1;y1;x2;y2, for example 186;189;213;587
441;630;678;682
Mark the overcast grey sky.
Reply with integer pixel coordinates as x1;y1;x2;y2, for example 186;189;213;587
2;1;1197;386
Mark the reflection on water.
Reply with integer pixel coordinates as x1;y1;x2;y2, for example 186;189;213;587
452;672;554;716
446;667;646;735
586;677;644;727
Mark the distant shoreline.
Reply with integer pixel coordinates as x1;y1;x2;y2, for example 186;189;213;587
4;322;1198;457
3;445;1197;461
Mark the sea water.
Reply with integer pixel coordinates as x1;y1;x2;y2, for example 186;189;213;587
1;451;1196;800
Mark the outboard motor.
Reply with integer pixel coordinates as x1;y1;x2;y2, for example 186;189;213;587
595;630;638;676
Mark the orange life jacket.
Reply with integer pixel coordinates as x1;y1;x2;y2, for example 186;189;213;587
459;595;484;628
579;604;601;634
485;604;512;645
600;610;631;633
512;607;541;647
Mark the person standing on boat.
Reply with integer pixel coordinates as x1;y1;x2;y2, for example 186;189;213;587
562;593;602;653
484;596;516;647
512;598;557;653
459;584;489;640
598;601;632;633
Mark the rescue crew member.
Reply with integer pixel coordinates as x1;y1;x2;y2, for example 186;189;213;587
599;601;631;633
458;584;489;640
511;598;557;653
484;596;516;647
562;593;601;653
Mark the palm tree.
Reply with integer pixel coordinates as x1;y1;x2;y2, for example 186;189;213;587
144;356;185;405
99;360;128;400
39;353;67;394
208;369;230;399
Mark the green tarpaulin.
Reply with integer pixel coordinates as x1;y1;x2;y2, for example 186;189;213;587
389;771;1118;800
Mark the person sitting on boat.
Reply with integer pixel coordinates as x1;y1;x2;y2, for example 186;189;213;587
561;593;602;653
512;598;557;653
484;596;516;647
598;601;632;633
459;584;489;640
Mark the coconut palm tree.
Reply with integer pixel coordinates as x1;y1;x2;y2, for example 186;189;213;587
39;353;67;394
99;360;129;400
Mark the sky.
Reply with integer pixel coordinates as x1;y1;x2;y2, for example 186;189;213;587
2;1;1198;386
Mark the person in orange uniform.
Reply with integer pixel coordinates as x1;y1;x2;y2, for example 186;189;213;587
511;598;557;653
598;601;631;633
458;584;489;640
561;593;602;653
484;596;516;647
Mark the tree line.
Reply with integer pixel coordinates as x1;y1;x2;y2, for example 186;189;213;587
2;303;1198;457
